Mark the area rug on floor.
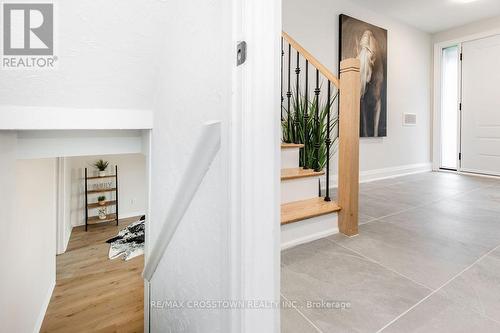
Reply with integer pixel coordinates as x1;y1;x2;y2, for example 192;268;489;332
106;216;145;261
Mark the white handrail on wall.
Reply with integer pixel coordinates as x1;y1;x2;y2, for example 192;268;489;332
143;121;222;282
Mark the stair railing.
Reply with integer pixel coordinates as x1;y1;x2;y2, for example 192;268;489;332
143;121;221;281
281;31;360;236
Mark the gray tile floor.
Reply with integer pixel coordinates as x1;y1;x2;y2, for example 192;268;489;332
281;172;500;333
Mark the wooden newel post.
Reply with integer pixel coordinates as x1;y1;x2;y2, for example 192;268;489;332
338;58;361;236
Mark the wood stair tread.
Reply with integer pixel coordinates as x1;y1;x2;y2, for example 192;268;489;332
281;197;340;225
281;168;325;180
281;143;305;149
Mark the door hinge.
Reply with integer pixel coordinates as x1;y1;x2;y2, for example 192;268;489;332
459;103;462;111
459;152;462;160
236;41;247;66
460;53;463;61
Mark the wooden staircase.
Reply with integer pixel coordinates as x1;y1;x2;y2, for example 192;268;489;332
280;144;341;249
280;31;361;249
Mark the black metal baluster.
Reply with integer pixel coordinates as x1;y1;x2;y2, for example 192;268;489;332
84;168;88;231
281;37;284;122
115;165;119;225
294;51;300;143
325;81;332;202
287;44;292;143
314;69;321;172
303;60;309;168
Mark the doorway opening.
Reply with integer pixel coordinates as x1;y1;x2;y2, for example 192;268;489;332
440;45;460;171
10;129;152;333
438;34;500;177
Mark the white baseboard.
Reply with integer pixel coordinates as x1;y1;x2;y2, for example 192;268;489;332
119;211;146;219
73;211;146;227
281;228;339;250
33;279;55;333
281;213;339;250
63;226;72;253
328;162;432;188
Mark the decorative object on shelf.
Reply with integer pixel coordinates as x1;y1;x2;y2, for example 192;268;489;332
98;207;107;220
93;159;109;177
106;215;145;261
340;14;387;138
84;165;119;231
98;195;106;206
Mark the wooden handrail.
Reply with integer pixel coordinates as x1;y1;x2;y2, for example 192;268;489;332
282;31;340;88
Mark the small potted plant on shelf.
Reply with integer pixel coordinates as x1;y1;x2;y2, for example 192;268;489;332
98;207;107;220
93;159;109;177
98;195;106;206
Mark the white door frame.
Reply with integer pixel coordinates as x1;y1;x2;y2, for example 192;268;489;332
432;28;500;173
231;0;281;332
433;43;462;172
56;157;69;254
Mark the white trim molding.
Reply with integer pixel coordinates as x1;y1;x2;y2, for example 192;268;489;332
281;214;339;250
72;211;147;227
33;280;55;333
328;162;432;188
56;157;71;254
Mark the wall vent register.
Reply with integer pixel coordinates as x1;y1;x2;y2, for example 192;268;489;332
403;113;417;126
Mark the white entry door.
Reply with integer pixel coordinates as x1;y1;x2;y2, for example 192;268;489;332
461;34;500;176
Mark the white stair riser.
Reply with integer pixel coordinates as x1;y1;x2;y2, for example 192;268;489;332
281;148;300;169
281;213;338;250
281;177;319;204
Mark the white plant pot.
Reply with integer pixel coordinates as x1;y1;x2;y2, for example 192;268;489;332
98;208;107;220
99;171;106;177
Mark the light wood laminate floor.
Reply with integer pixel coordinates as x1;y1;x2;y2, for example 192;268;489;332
41;216;144;333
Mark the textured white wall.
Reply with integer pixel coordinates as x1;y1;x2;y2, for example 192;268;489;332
68;154;147;227
283;0;432;177
148;0;233;330
0;0;163;110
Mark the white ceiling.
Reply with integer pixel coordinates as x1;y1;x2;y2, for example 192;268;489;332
349;0;500;33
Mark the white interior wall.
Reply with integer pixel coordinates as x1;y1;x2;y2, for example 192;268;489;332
68;154;147;227
0;132;20;332
0;156;57;333
433;15;500;43
283;0;433;183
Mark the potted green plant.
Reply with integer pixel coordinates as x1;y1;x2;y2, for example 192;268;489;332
93;159;109;177
98;195;106;206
